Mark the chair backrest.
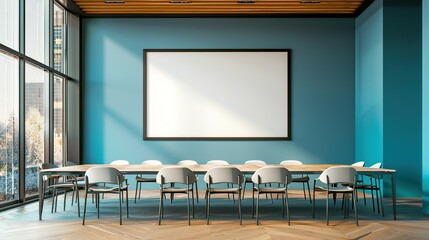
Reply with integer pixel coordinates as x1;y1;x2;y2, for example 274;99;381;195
318;166;357;184
85;167;125;184
204;166;243;185
244;160;267;165
110;160;130;165
251;166;292;185
370;162;382;168
156;166;197;185
39;163;59;169
351;161;365;167
280;160;303;166
206;160;229;166
141;160;162;165
178;160;198;166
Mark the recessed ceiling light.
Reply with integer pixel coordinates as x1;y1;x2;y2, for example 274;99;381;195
104;0;125;3
300;0;321;3
170;0;192;3
238;0;255;3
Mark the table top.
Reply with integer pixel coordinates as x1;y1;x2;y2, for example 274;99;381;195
40;164;396;175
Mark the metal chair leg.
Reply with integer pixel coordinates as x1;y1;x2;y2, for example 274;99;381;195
312;181;316;219
307;181;312;203
134;182;139;203
192;189;195;219
119;191;123;225
286;190;290;225
238;189;242;225
326;191;330;226
158;190;163;225
256;191;260;225
97;193;100;219
82;190;88;225
252;184;255;218
354;189;359;226
126;190;129;218
187;189;191;225
195;182;199;203
207;191;211;225
281;192;285;218
63;190;67;211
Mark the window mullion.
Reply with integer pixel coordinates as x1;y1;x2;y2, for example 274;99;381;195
18;0;26;203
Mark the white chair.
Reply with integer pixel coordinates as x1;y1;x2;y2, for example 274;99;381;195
105;160;129;200
156;166;197;225
242;160;267;199
351;161;365;167
312;166;358;226
251;166;293;225
110;160;130;165
206;160;229;166
206;160;233;200
280;160;312;203
178;160;200;202
351;161;365;184
355;162;384;216
39;163;80;216
204;166;244;225
82;167;129;225
135;160;162;203
65;161;86;206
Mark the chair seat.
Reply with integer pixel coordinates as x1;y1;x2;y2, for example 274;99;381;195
162;187;193;193
292;176;310;182
136;176;156;182
89;185;128;192
254;187;286;193
245;177;252;182
208;188;240;193
315;185;354;193
47;183;75;189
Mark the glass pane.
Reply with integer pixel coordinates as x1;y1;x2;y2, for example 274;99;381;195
0;51;19;204
26;0;48;64
53;4;65;72
0;0;19;50
25;63;47;197
67;12;79;79
53;76;63;167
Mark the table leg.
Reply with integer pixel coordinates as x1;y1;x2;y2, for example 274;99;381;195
391;173;397;220
39;172;44;220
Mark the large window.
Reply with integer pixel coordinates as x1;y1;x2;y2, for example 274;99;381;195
53;75;64;167
53;4;65;73
0;0;79;207
0;51;19;204
0;0;19;50
25;0;48;64
25;63;48;197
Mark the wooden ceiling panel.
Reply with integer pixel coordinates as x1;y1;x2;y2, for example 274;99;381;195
73;0;371;16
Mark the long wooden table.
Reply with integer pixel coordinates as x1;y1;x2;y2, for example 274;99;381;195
38;164;397;220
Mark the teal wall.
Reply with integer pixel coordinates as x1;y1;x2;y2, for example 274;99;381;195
82;18;355;167
355;0;422;198
83;2;425;198
423;0;429;213
383;0;422;197
355;0;384;169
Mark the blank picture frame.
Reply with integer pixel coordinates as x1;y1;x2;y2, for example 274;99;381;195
143;49;291;140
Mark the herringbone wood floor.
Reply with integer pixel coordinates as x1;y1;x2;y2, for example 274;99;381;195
1;190;428;239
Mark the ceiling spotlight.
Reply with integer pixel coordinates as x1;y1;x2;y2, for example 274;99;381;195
300;0;321;3
170;0;191;3
104;0;125;3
